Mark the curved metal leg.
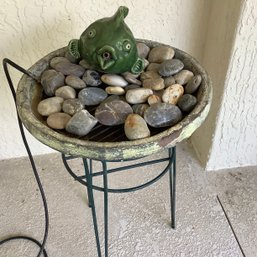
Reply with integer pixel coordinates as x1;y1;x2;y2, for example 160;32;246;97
169;147;176;229
83;159;92;208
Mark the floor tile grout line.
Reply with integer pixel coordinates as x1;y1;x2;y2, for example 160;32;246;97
216;195;246;257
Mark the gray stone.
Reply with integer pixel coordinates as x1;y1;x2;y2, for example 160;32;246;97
136;42;150;59
147;95;161;105
65;110;98;136
178;94;198;112
124;114;150;140
95;100;133;126
143;58;149;69
124;84;141;92
40;69;65;96
132;104;149;117
82;70;102;86
126;88;153;104
142;78;165;91
148;46;175;63
158;59;184;77
78;88;107;106
101;74;128;87
185;74;202;94
65;75;86;89
162;84;184;105
164;76;176;88
174;70;194;85
62;99;84;116
46;112;71;129
140;70;161;81
146;63;161;72
50;57;85;77
105;86;125;95
37;96;64;116
55;86;76;99
101;95;121;105
122;72;142;86
144;102;183;128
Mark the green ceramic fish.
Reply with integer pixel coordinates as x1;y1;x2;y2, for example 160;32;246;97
68;6;144;74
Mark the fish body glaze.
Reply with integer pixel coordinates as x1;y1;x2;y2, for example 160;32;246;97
68;6;144;74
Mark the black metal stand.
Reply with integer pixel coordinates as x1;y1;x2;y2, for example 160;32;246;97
62;147;176;257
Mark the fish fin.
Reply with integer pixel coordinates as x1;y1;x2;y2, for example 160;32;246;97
131;58;145;74
68;39;80;59
114;6;129;23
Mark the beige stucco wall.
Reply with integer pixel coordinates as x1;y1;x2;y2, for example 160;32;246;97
0;0;211;160
193;0;257;170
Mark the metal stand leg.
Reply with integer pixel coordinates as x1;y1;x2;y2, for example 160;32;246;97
83;159;92;208
102;161;109;257
83;158;102;257
169;147;176;229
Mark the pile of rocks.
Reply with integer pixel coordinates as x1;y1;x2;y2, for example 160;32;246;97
37;43;201;140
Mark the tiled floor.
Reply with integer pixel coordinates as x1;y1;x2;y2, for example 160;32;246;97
0;141;255;257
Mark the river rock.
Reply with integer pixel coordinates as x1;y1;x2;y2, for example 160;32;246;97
164;76;176;88
158;59;184;77
144;103;182;128
177;94;197;112
124;114;150;140
136;42;150;59
124;84;141;92
37;97;64;116
143;78;165;91
95;100;133;126
146;63;161;72
140;70;161;81
47;112;71;129
185;74;202;94
143;58;149;69
55;86;76;99
105;86;125;95
82;70;102;86
40;69;65;96
174;70;194;85
148;95;161;105
62;99;84;116
101;95;121;105
162;84;184;105
66;110;98;136
126;88;153;104
101;74;128;87
78;87;107;106
132;104;149;117
65;75;86;89
50;57;85;77
148;46;175;63
122;72;142;85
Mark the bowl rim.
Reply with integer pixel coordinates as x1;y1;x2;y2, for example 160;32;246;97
16;39;212;160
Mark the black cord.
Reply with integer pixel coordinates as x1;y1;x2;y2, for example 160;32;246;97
0;58;49;257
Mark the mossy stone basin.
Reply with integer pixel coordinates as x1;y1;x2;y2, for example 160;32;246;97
16;39;212;161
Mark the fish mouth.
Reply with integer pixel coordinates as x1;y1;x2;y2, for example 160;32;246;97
97;45;117;71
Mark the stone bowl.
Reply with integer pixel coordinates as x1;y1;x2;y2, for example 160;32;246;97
16;39;212;161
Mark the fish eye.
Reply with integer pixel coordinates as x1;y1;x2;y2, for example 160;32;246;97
123;41;131;51
88;29;96;38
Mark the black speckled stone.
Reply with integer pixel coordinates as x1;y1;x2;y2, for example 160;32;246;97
144;102;182;128
178;94;197;112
